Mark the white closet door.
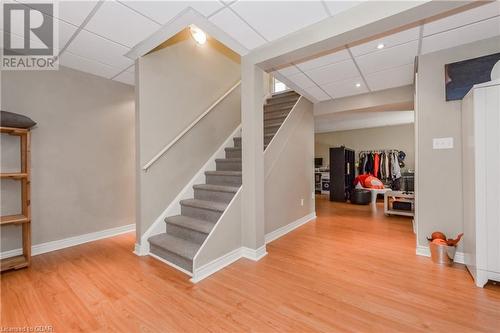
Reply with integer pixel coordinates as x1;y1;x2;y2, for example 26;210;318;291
485;85;500;274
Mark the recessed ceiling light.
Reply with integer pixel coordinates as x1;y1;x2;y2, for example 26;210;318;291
355;83;361;88
377;43;385;49
190;25;207;45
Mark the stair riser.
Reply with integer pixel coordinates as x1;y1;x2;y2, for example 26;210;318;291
264;109;291;118
150;245;193;273
264;114;288;122
233;138;241;148
206;174;242;187
264;127;279;135
194;188;236;203
264;103;296;112
265;110;289;118
216;160;242;171
225;150;241;159
166;224;207;245
264;136;274;145
181;205;223;223
266;97;299;106
264;105;293;115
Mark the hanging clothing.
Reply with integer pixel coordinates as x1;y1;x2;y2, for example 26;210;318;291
359;153;367;175
391;152;401;180
373;153;380;178
380;152;386;179
365;153;373;174
385;153;390;179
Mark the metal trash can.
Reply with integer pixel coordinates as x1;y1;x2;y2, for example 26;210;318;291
429;243;456;265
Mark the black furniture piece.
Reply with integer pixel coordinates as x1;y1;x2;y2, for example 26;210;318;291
350;189;371;205
329;146;355;202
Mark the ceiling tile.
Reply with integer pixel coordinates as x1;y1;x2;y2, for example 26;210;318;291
421;16;500;55
306;58;359;85
120;1;187;24
323;1;363;16
209;8;266;50
85;0;160;48
365;63;414;92
59;51;119;79
277;65;301;77
349;27;420;57
16;0;98;26
304;86;331;101
113;71;135;86
286;72;316;89
231;1;328;41
296;49;351;71
122;1;222;24
58;20;78;50
322;76;368;98
423;2;500;37
66;29;133;69
125;64;135;73
190;1;225;17
356;40;418;75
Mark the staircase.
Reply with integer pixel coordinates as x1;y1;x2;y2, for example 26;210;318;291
148;135;242;274
264;90;300;150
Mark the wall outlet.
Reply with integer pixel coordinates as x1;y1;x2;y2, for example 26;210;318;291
433;137;454;149
301;198;304;206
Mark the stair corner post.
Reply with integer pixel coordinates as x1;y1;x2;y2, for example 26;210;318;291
241;57;266;252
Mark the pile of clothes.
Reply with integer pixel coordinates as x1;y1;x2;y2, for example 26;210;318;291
358;151;406;189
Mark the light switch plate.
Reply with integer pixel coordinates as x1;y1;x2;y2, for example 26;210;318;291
433;137;454;149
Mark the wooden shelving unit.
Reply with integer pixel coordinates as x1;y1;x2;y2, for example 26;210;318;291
1;126;31;272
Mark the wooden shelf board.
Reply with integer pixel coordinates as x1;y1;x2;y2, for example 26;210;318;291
0;127;29;135
0;172;28;179
1;255;28;272
0;214;30;225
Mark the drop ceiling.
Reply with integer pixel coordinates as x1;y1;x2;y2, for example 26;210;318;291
1;1;499;91
274;1;500;103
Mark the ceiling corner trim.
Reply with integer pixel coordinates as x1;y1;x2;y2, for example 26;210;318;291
125;8;249;60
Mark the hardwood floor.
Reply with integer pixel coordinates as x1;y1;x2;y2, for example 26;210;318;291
1;196;499;332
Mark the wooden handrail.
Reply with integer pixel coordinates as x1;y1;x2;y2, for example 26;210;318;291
142;81;241;171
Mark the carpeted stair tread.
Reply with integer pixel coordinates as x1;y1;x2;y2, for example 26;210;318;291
180;198;228;212
205;170;242;176
165;215;215;234
215;158;242;163
264;113;289;121
148;234;199;260
193;184;239;193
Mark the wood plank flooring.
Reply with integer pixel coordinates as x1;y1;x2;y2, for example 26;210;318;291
1;196;499;332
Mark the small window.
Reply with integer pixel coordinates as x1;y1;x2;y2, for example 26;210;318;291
273;77;287;93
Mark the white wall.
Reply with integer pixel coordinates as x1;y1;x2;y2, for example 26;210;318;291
1;67;135;251
136;38;240;242
416;36;500;250
264;97;315;234
315;123;415;172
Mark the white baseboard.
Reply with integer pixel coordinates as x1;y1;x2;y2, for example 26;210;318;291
0;224;135;259
416;245;465;264
190;247;242;283
190;245;267;283
135;125;242;256
265;212;316;244
242;245;268;261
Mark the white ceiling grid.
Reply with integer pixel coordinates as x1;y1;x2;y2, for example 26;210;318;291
275;1;500;103
1;1;498;92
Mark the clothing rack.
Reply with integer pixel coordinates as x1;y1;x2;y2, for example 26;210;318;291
359;149;399;155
